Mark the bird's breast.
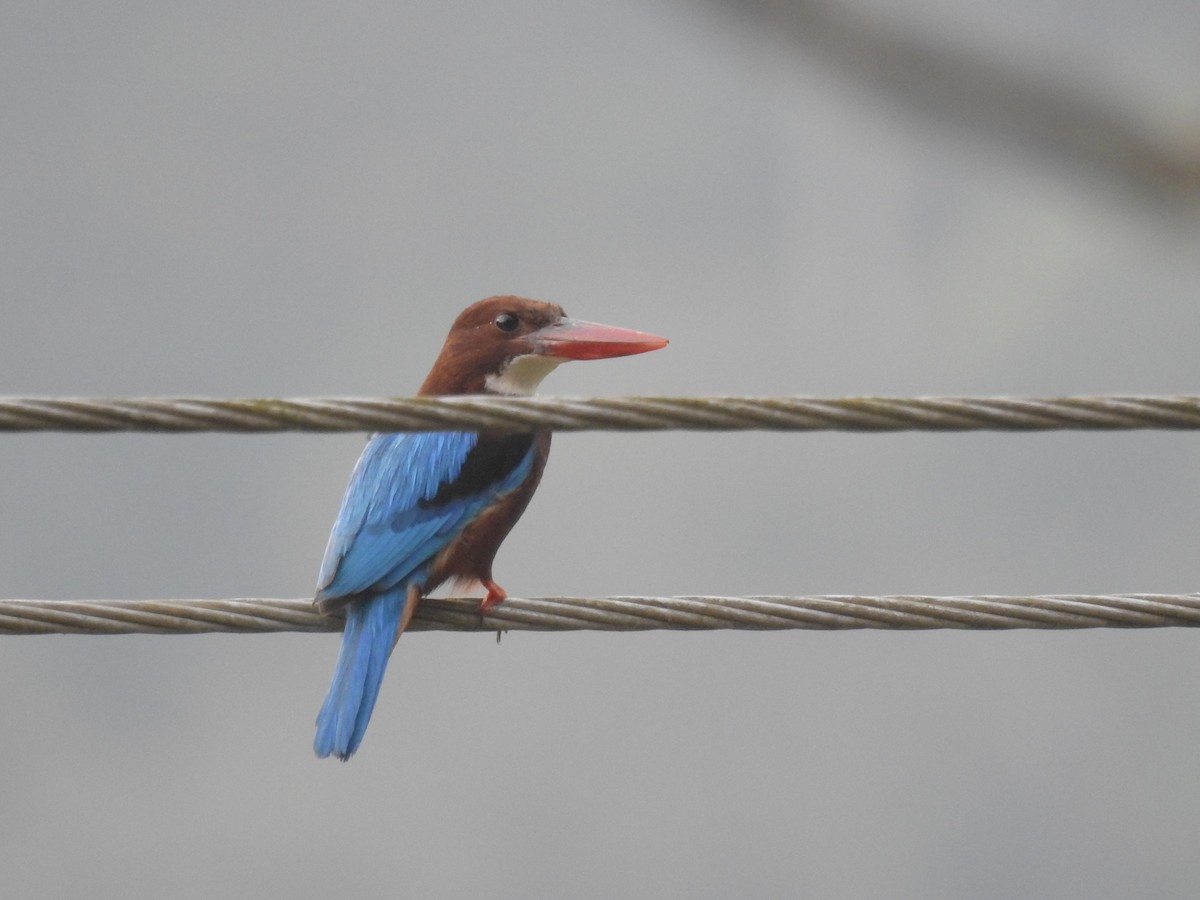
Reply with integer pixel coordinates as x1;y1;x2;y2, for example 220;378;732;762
428;432;551;587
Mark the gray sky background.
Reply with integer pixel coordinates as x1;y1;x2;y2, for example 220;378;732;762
2;2;1200;898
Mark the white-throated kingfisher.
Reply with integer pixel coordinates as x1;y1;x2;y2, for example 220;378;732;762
313;296;667;759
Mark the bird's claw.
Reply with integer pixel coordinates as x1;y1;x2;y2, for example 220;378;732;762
479;579;507;612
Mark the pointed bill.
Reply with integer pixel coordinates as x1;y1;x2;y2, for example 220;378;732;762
532;317;669;360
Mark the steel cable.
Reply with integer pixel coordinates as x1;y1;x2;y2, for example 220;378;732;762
3;594;1199;635
2;394;1200;432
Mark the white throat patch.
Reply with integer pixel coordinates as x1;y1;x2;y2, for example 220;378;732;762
485;354;564;396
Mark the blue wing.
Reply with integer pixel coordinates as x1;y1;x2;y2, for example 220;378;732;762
316;430;534;606
316;431;470;604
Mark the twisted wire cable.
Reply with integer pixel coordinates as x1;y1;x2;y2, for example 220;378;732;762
1;394;1200;432
2;594;1199;635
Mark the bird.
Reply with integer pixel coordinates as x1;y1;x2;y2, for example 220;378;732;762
313;296;668;760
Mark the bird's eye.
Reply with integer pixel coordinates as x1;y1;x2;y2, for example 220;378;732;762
494;312;520;333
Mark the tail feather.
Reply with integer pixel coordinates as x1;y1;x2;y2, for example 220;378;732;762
314;587;409;760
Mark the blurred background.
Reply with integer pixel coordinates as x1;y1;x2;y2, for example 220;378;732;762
2;1;1199;897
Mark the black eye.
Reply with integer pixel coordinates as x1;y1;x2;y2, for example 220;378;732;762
494;312;520;333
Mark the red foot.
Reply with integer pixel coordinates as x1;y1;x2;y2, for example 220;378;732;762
480;578;508;612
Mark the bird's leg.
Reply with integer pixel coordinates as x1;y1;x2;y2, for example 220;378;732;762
480;578;507;612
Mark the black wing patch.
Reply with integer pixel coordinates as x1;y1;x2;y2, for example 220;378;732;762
419;433;535;509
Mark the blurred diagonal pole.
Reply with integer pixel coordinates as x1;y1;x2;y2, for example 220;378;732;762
2;594;1200;635
727;0;1200;197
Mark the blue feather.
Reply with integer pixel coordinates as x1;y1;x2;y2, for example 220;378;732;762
314;583;412;760
316;432;479;602
313;430;535;759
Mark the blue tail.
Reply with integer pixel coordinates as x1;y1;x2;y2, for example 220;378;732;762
314;586;409;760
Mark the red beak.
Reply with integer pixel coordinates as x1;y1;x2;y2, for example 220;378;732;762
532;317;669;360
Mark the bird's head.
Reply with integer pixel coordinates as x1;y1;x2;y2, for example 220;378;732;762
419;296;668;396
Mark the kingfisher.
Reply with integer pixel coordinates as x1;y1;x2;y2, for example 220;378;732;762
313;296;668;759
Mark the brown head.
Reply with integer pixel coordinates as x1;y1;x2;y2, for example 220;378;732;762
418;295;668;396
